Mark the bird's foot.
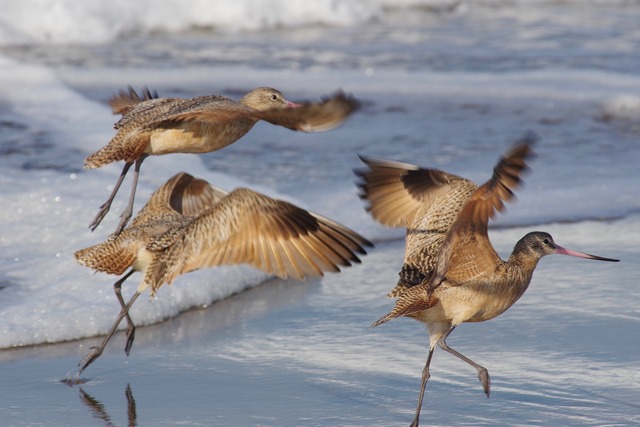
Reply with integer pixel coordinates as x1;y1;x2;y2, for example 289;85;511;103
124;325;136;356
77;346;102;375
478;367;491;397
88;202;111;232
113;209;133;236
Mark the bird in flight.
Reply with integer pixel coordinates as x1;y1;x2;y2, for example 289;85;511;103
86;86;360;235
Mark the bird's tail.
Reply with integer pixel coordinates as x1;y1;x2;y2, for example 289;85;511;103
371;286;439;328
75;238;135;276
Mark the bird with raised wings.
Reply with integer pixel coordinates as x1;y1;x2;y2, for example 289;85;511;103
76;172;372;374
355;133;619;427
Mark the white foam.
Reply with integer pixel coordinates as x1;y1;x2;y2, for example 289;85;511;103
0;0;379;45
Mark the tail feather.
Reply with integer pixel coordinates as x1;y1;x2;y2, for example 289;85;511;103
75;239;136;276
371;287;439;327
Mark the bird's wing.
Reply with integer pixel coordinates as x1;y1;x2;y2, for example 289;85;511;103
251;91;360;132
142;96;259;127
108;86;160;116
152;91;360;132
355;155;471;227
144;188;372;294
426;135;537;290
131;172;228;227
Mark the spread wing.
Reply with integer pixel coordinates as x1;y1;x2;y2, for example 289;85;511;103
252;91;360;132
145;188;372;295
131;172;228;227
161;91;359;133
355;155;471;227
372;132;538;327
427;134;537;290
146;97;258;126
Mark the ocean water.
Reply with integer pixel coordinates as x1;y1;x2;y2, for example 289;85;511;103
0;1;639;426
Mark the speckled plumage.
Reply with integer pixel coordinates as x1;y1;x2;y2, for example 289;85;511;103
86;86;360;235
76;172;372;374
355;133;618;427
355;155;477;296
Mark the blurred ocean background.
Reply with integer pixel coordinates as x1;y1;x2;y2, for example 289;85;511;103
0;1;638;426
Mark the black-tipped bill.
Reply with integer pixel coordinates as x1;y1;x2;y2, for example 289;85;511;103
555;245;619;262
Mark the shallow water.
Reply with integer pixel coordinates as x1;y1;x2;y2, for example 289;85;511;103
1;224;637;426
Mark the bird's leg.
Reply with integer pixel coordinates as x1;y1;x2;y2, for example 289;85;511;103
78;272;140;375
113;270;137;356
410;345;436;427
437;326;491;397
114;155;147;236
89;161;133;232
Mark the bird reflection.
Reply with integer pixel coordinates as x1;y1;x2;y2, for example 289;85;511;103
76;384;137;427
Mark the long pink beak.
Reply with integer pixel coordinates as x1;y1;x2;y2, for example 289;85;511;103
555;245;619;262
286;100;302;108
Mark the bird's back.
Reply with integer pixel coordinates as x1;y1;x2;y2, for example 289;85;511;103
76;172;225;275
398;180;476;295
355;156;476;296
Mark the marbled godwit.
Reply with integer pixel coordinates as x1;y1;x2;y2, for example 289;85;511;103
355;134;619;427
87;86;360;235
75;172;372;374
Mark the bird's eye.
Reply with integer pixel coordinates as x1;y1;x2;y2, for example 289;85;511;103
270;94;278;101
543;238;550;245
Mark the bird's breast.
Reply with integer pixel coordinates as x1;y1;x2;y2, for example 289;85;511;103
146;121;256;155
412;281;526;326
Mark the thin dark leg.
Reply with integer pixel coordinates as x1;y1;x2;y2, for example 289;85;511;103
114;155;147;236
438;326;491;397
89;161;133;232
410;345;436;427
113;270;136;356
78;278;141;375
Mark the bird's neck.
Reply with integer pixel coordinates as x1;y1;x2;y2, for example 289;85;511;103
507;249;543;274
501;248;542;301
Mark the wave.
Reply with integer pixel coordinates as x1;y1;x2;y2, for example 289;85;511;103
2;0;639;46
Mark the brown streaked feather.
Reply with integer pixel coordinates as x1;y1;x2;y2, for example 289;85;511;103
372;285;439;327
76;172;224;275
108;86;159;116
370;135;537;333
75;231;141;276
131;172;227;227
87;88;359;171
157;91;359;133
84;132;150;168
425;137;536;292
355;155;471;227
148;100;258;127
145;188;371;294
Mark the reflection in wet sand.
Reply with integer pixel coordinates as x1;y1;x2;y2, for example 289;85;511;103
77;384;137;427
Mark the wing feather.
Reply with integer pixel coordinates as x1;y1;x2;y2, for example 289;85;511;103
252;91;360;132
355;155;471;227
146;188;371;293
426;134;537;291
131;172;227;226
